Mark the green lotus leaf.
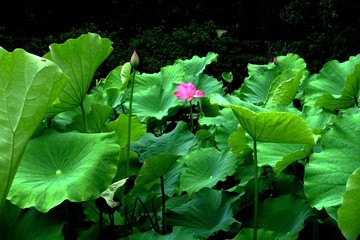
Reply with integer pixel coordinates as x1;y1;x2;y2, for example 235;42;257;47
238;53;306;105
316;62;360;111
135;62;185;92
7;130;120;212
228;127;251;155
45;32;113;115
127;227;198;240
132;121;197;161
133;153;180;191
257;142;310;175
304;113;360;211
0;201;64;239
167;188;239;238
199;108;239;151
304;54;360;110
175;52;218;78
266;69;307;108
0;48;69;208
132;84;183;122
120;62;132;89
233;228;277;240
226;104;316;144
179;148;238;196
105;114;147;148
257;194;314;240
338;167;360;240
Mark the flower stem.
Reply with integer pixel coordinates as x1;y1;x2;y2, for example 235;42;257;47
126;70;136;176
189;101;194;132
80;102;87;133
253;140;258;240
160;176;167;235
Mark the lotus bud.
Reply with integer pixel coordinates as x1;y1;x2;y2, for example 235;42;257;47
130;50;139;68
273;56;279;66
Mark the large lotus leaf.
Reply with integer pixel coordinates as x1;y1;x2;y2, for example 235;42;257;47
304;54;360;110
133;153;180;191
131;121;197;161
0;201;64;239
265;69;307;108
7;130;120;212
167;188;239;238
179;148;238;196
45;32;113;115
134;63;185;92
0;48;69;208
338;168;360;240
338;167;360;240
238;53;306;105
238;64;278;104
304;113;360;210
131;84;183;122
225;104;315;144
175;52;218;78
257;194;314;240
105;114;147;148
315;64;360;111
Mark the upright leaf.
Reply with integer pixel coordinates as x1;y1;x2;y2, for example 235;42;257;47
0;48;68;208
45;32;113;115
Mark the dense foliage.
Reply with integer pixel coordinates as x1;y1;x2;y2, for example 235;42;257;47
1;0;360;89
1;32;360;240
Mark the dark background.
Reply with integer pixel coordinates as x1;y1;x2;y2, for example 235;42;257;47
1;0;360;87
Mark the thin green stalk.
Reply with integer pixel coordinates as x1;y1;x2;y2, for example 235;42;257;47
189;101;194;131
126;70;136;176
313;210;319;240
80;103;87;133
253;140;258;240
160;176;167;235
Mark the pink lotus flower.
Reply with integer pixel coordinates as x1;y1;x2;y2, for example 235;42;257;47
174;82;205;102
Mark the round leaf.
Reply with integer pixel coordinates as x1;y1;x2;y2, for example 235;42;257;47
7;130;120;212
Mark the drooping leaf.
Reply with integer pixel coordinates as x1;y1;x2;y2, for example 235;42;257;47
304;113;360;211
167;188;239;238
222;104;315;144
179;148;238;196
45;32;113;115
131;121;197;161
257;194;314;240
0;48;68;208
338;167;360;240
7;130;120;212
